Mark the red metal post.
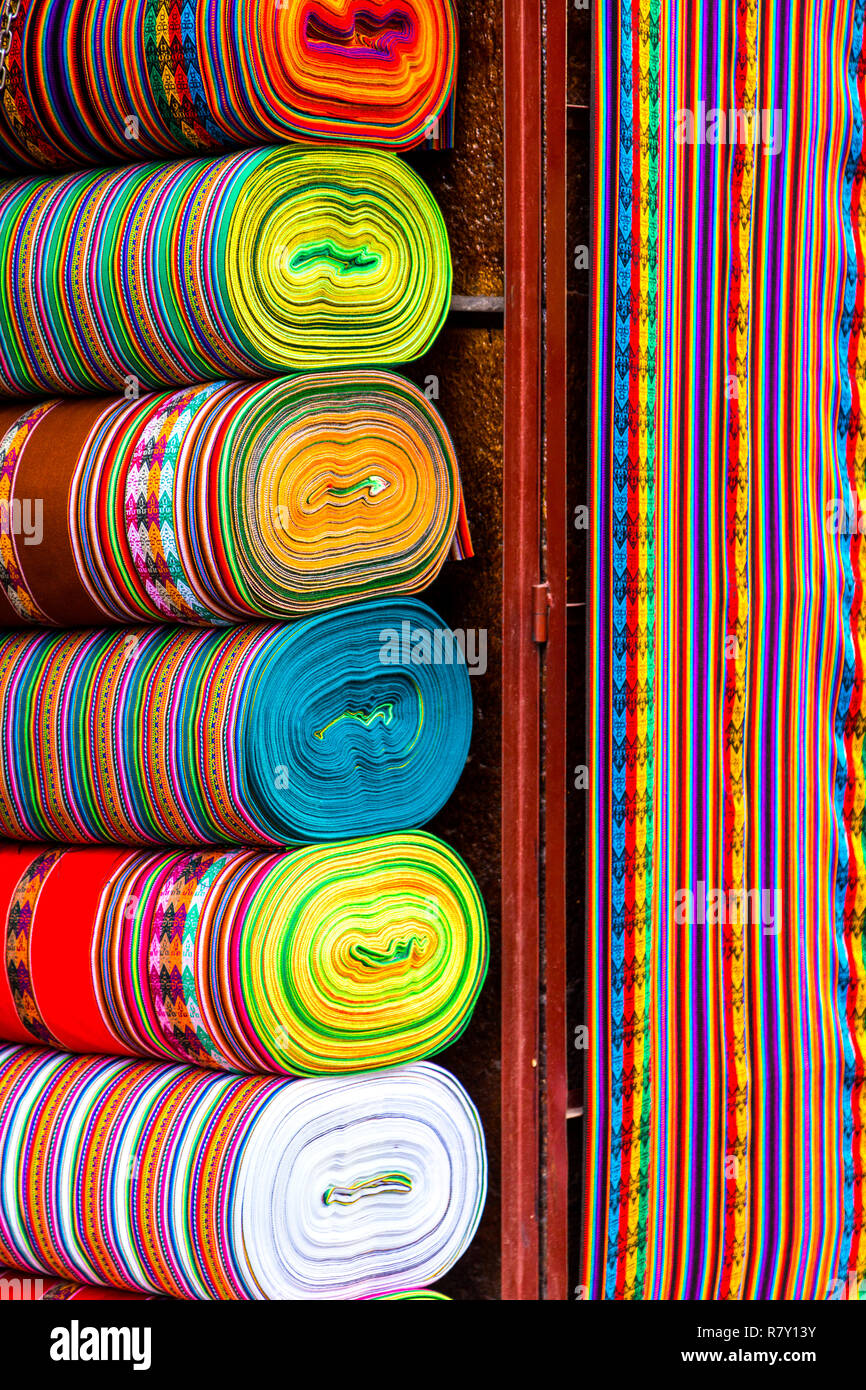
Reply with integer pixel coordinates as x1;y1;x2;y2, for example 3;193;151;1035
501;0;543;1300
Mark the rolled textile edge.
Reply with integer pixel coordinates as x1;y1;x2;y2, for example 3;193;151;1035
0;373;464;626
0;599;473;846
0;831;489;1076
0;147;452;396
0;0;459;167
0;1049;487;1300
0;1266;450;1300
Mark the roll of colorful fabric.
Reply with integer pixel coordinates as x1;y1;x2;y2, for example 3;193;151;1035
0;146;451;396
0;373;464;625
0;833;487;1075
0;600;472;845
0;1047;486;1299
0;0;457;168
0;1266;445;1300
0;1267;160;1300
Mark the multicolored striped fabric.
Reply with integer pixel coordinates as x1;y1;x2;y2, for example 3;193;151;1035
0;0;457;168
0;1266;161;1299
0;1265;446;1299
0;373;465;624
0;1046;486;1299
585;0;866;1300
0;146;450;395
0;600;472;846
0;832;488;1075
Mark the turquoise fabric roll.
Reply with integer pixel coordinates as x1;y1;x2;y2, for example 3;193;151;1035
0;599;472;846
245;599;473;841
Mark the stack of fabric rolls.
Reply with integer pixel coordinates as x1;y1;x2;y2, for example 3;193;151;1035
0;0;488;1301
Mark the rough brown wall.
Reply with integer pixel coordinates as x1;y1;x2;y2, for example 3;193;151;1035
401;0;504;1300
406;0;504;297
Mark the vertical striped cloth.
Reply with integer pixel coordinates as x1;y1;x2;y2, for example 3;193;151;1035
585;0;866;1299
0;600;473;845
0;833;487;1075
0;374;466;623
0;0;458;167
0;146;450;394
0;1047;486;1299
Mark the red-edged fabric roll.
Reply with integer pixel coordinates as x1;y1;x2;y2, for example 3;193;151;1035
0;845;132;1056
0;836;487;1076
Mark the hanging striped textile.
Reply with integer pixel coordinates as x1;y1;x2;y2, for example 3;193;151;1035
0;600;472;846
585;0;866;1300
0;0;457;168
0;146;450;396
0;1046;486;1299
0;832;487;1075
0;373;463;624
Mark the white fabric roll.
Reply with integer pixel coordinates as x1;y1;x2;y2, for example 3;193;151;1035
236;1062;487;1298
0;1046;486;1300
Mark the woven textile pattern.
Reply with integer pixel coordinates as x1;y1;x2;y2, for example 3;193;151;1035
0;1047;486;1299
0;600;472;847
0;373;465;623
0;1268;447;1298
0;0;457;165
0;146;450;395
585;0;866;1299
0;833;488;1076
